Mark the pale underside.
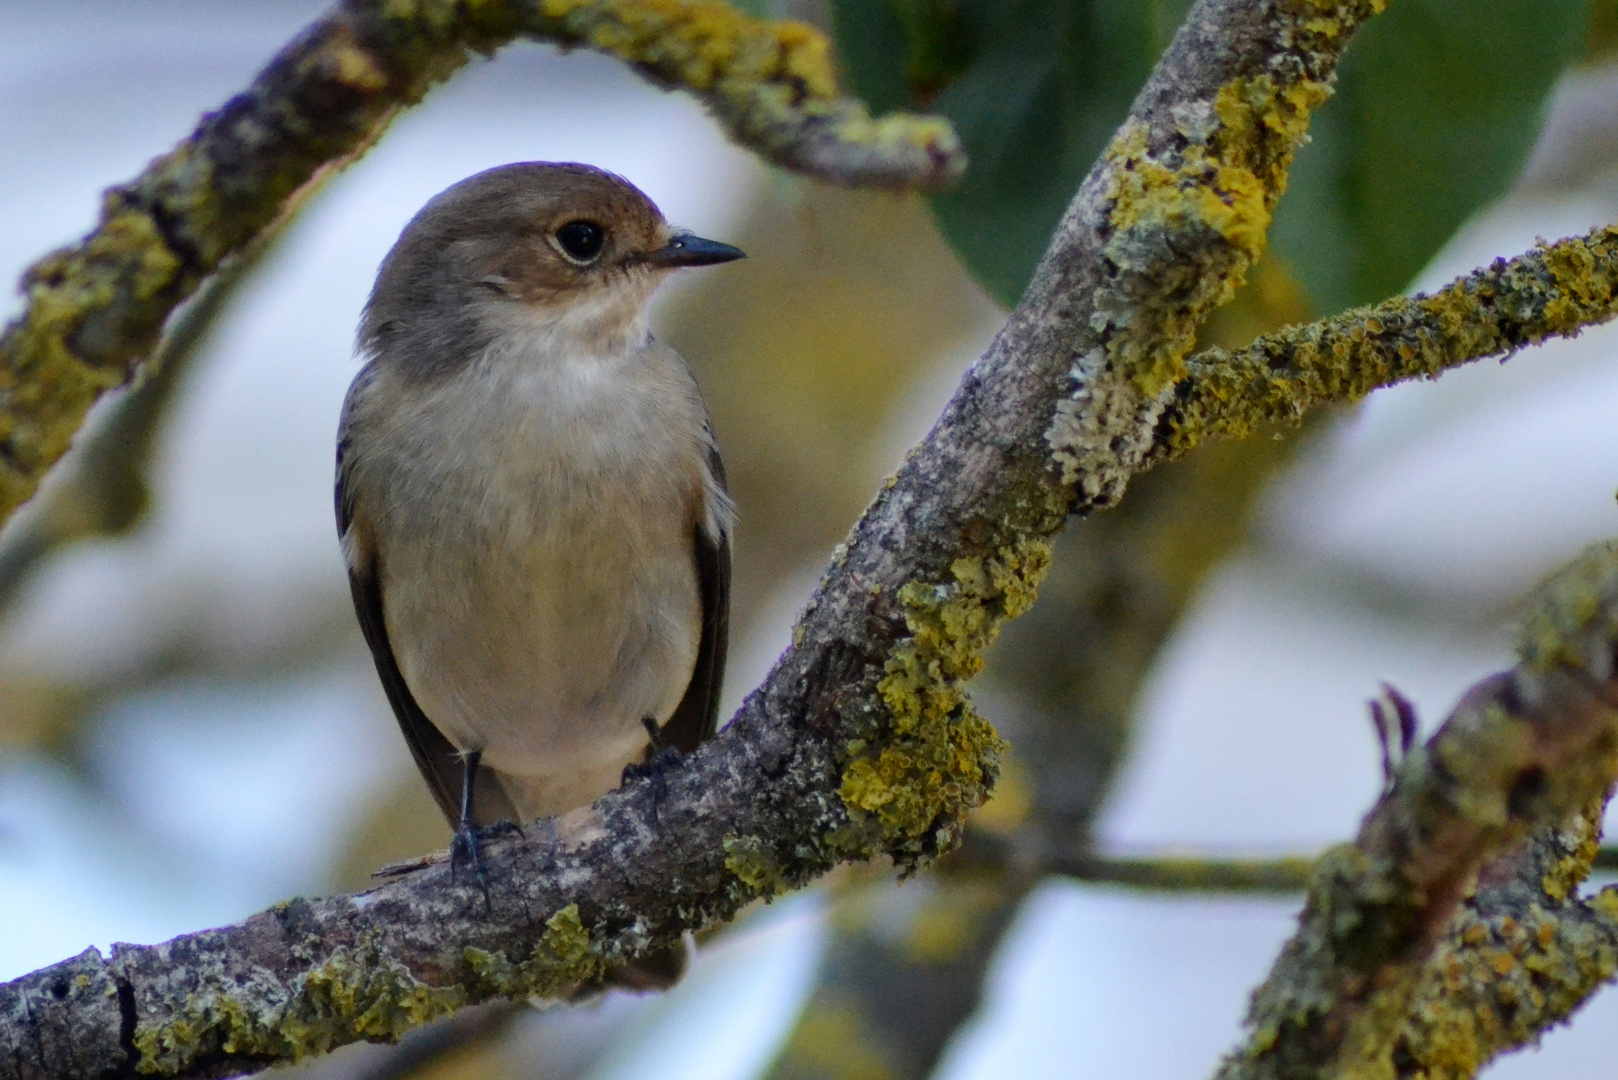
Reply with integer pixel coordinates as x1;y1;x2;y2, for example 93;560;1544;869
344;322;724;821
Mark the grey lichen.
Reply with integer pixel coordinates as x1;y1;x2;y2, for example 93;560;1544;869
1046;0;1382;507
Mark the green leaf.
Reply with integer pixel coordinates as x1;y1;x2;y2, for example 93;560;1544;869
834;0;1189;309
1271;0;1588;313
832;0;1584;316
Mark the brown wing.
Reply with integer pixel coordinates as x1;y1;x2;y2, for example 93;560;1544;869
337;380;518;829
657;441;731;755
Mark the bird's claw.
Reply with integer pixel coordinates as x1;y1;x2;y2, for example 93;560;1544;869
622;718;684;821
449;818;523;912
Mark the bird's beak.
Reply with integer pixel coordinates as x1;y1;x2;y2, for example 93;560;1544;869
647;234;746;268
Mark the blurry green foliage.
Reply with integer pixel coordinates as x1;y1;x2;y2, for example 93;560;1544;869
835;0;1188;308
832;0;1587;313
1272;0;1587;311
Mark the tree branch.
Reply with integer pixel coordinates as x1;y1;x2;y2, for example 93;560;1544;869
0;0;1391;1076
0;175;309;609
761;265;1322;1080
0;0;963;529
1050;852;1318;894
1388;798;1618;1080
1215;541;1618;1080
1156;223;1618;462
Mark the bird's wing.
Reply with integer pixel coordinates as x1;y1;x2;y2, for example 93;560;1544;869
336;373;518;829
659;438;731;755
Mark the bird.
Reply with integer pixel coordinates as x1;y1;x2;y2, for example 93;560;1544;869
335;163;741;972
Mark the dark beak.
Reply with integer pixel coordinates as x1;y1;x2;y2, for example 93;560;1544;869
647;234;746;268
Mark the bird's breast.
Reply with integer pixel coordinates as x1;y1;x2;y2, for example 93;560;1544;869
357;343;714;804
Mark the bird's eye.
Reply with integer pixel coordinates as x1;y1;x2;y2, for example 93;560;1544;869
555;220;605;263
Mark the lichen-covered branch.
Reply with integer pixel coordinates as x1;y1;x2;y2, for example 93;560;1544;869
1388;800;1618;1080
1215;541;1618;1080
1156;223;1618;461
0;176;307;610
0;0;1385;1075
0;0;963;531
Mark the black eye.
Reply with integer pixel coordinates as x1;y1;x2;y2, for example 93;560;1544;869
555;220;605;262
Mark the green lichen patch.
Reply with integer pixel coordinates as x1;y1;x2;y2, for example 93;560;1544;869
837;540;1050;867
129;906;609;1075
2;205;186;514
723;834;790;896
462;904;606;1000
1391;807;1618;1080
132;940;464;1074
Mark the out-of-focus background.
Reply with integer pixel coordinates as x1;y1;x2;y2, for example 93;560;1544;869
4;1;1618;1077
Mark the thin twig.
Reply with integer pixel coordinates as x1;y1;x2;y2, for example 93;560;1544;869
1156;223;1618;461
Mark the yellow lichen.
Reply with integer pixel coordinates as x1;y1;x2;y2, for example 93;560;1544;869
132;943;464;1074
1090;67;1331;399
130;905;607;1076
530;0;962;179
462;904;606;999
723;834;790;896
837;540;1050;865
1165;225;1618;461
1517;540;1618;676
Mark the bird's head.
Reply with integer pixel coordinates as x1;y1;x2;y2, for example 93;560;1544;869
360;162;744;366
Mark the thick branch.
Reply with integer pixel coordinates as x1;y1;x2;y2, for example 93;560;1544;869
0;0;963;528
1215;541;1618;1080
1156;223;1618;460
0;0;1385;1077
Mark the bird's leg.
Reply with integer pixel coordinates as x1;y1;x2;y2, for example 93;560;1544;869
621;717;684;820
449;749;492;907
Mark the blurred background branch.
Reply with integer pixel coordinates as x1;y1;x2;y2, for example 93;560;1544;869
1220;541;1618;1080
0;0;962;530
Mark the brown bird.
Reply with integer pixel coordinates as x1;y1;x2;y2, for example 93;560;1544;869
336;163;742;982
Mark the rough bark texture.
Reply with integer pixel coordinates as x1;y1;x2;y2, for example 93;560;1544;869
757;267;1319;1080
1215;541;1618;1080
0;0;963;528
0;0;1393;1075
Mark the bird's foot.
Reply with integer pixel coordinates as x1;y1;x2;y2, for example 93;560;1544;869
622;718;684;821
449;818;524;911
